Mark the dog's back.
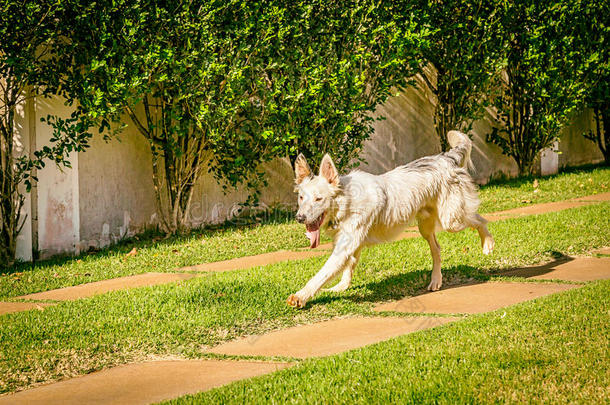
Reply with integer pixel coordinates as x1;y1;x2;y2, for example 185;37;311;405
344;131;479;232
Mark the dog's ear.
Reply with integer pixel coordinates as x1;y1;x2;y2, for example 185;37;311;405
294;153;312;185
319;154;339;186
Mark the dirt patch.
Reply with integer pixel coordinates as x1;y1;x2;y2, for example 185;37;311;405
17;273;196;301
208;316;457;358
0;302;55;316
0;360;290;405
374;282;579;314
180;249;329;272
592;247;610;256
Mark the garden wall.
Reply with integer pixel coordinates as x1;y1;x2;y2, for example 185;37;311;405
13;84;604;261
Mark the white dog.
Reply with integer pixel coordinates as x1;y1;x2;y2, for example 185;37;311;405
287;131;494;308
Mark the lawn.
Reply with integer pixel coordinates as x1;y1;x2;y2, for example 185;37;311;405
168;279;610;404
0;202;608;394
0;165;609;299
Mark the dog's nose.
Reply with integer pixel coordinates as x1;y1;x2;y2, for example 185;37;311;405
296;214;306;223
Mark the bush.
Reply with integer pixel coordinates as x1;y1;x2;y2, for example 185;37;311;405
416;0;504;151
63;0;429;232
486;1;588;176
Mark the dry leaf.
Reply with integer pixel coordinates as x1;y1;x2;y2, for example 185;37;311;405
533;179;539;188
125;248;138;257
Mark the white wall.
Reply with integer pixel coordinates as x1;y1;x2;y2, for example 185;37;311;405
363;83;520;182
77;129;157;251
34;97;81;259
13;96;33;262
10;88;606;261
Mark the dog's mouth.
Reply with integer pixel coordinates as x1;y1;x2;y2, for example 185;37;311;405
305;212;326;249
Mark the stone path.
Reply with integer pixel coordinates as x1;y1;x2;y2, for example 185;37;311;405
209;316;458;358
17;272;196;302
374;281;578;314
0;360;290;405
0;301;54;315
502;256;610;282
181;249;329;272
1;255;608;403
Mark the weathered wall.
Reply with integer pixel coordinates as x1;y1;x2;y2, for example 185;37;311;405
362;82;520;183
77;129;157;251
76;122;296;247
558;109;604;168
187;158;295;228
35;97;80;259
11;87;606;261
13;97;33;262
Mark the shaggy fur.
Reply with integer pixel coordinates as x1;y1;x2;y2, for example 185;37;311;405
287;131;495;309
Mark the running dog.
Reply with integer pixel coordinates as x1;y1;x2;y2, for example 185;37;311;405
287;130;494;308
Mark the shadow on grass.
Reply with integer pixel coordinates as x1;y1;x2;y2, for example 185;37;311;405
309;252;573;308
498;254;573;279
308;264;490;308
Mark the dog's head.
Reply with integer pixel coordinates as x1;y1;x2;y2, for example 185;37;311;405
293;153;339;248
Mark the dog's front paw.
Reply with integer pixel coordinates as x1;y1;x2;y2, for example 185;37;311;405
286;294;307;309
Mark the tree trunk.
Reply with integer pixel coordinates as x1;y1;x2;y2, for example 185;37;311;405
0;103;23;268
517;159;534;177
600;105;609;165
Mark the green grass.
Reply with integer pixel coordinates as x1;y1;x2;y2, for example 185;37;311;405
477;164;610;213
168;279;610;404
0;203;608;394
1;165;609;299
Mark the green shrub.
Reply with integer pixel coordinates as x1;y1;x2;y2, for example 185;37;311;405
62;0;429;232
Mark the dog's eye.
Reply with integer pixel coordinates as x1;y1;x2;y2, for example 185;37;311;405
315;197;322;202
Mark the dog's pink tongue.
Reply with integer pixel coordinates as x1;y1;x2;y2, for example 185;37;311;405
305;228;321;249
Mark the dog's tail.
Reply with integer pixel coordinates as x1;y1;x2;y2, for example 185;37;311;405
446;130;472;170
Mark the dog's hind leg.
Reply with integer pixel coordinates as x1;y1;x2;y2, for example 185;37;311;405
418;211;443;291
324;247;362;293
468;213;494;255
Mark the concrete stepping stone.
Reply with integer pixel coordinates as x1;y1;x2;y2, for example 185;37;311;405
17;272;196;301
0;360;290;405
503;257;610;282
208;316;457;358
593;247;610;255
181;249;328;272
374;282;578;314
485;192;610;222
485;201;588;221
0;301;55;315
